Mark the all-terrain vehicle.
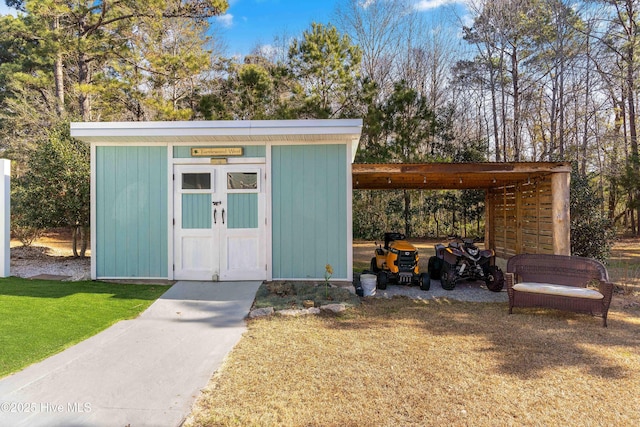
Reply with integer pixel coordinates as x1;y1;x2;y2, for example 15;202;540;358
370;232;430;291
428;237;504;292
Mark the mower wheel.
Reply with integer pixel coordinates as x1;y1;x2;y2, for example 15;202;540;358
419;273;431;291
428;256;442;280
440;263;456;290
485;266;505;292
370;257;380;273
376;271;388;290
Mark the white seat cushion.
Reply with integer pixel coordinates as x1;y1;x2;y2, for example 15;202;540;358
513;282;604;300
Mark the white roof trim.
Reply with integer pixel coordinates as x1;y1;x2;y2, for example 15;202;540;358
70;119;363;146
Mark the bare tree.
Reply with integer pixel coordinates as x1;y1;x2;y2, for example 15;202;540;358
334;0;412;96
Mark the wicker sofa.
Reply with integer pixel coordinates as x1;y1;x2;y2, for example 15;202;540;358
505;254;614;327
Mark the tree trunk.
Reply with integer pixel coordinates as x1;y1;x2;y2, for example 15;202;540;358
511;47;520;161
630;198;637;235
54;54;65;115
549;73;558;160
463;205;467;238
80;226;89;258
500;50;508;161
403;190;411;237
558;38;566;160
490;67;501;161
78;52;91;121
581;34;591;174
608;177;617;221
53;16;65;116
558;73;565;159
627;45;640;235
451;209;456;236
72;226;79;258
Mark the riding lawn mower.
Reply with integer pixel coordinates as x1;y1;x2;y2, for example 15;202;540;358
370;232;430;291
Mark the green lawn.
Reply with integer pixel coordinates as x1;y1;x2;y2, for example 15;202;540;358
0;278;170;378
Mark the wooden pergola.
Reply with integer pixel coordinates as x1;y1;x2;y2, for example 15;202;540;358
352;162;573;257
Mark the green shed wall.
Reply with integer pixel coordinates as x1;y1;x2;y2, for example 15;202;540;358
271;145;348;279
95;146;168;277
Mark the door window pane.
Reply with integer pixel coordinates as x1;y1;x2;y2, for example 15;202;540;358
182;173;211;190
227;172;257;190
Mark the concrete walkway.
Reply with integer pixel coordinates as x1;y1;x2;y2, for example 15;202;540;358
0;281;261;427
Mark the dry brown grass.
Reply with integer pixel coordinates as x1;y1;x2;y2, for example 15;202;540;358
185;298;640;427
10;228;90;257
608;238;640;305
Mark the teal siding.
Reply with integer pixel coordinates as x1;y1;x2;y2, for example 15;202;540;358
272;145;348;279
182;194;212;229
228;193;258;229
96;146;168;277
173;145;266;158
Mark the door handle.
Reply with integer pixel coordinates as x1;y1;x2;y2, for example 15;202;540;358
213;208;217;224
222;208;225;224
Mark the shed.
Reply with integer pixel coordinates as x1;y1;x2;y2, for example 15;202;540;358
70;119;363;281
352;162;572;257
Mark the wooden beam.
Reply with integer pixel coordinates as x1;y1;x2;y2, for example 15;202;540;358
352;162;572;174
352;162;572;190
552;172;571;255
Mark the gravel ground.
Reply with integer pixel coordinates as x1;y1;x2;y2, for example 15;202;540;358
9;246;91;281
372;281;508;303
356;273;508;303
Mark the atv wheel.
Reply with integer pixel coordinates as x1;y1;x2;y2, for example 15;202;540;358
376;271;388;290
440;263;456;290
370;257;380;273
428;256;442;280
485;266;504;292
419;273;431;291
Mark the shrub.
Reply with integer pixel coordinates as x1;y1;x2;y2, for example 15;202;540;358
10;224;41;247
10;122;89;256
570;166;615;262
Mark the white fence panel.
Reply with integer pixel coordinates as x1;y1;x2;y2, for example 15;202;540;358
1;159;9;277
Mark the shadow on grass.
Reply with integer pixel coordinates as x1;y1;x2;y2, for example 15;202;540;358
0;277;170;300
322;297;640;380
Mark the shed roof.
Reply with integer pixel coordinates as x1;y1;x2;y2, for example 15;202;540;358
352;162;572;190
70;119;363;145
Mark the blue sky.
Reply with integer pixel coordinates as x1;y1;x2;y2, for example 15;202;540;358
217;0;467;56
216;0;338;56
0;0;467;57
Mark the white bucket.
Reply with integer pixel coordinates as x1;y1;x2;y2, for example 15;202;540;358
360;274;377;296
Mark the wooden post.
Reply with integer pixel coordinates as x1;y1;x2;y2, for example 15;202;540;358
551;171;571;255
1;159;9;277
484;190;492;250
535;180;541;253
515;183;523;254
502;187;508;258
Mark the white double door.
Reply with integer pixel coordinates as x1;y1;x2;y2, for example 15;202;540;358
173;164;266;281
